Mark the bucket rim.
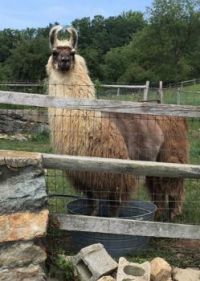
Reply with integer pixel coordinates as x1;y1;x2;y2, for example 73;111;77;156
67;198;157;219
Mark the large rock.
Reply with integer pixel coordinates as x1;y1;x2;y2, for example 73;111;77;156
0;165;47;214
150;257;172;281
0;109;48;135
0;241;46;269
0;209;49;243
172;267;200;281
0;264;46;281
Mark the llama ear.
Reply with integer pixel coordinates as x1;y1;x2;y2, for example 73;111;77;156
49;25;63;49
67;27;78;49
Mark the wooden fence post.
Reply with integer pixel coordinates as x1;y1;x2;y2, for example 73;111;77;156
159;81;164;104
143;81;150;101
177;87;181;105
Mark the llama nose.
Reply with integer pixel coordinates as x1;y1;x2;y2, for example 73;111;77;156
61;57;69;63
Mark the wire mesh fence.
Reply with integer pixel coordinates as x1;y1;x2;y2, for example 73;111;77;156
98;84;200;105
0;82;199;264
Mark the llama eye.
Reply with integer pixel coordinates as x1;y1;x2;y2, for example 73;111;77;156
52;50;58;56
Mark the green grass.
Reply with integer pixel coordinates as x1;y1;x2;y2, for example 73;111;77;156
47;169;82;214
0;131;51;153
175;179;200;225
128;238;200;268
97;88;159;103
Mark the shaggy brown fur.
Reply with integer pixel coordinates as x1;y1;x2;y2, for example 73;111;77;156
146;116;189;220
46;26;139;216
47;25;188;219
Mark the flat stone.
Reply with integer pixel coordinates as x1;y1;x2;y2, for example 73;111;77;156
73;243;117;281
172;267;200;281
117;257;150;281
0;109;48;135
0;165;47;214
150;257;172;281
0;209;49;243
0;241;46;269
0;150;42;167
0;264;46;281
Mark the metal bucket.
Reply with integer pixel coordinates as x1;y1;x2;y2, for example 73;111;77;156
67;198;157;257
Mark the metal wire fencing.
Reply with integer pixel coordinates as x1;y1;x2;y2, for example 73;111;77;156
0;82;199;263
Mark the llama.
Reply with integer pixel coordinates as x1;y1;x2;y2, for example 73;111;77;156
46;25;164;217
47;25;136;216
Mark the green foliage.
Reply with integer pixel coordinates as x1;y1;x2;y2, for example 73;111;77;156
49;255;79;281
73;11;145;80
0;26;50;81
7;37;49;81
30;130;50;143
0;133;51;153
101;0;200;83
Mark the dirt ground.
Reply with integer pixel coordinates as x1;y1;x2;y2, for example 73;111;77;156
133;238;200;268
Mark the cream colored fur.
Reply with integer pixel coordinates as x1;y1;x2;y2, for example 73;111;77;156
47;26;188;219
47;48;140;216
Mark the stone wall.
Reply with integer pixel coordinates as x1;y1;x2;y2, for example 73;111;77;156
0;109;48;135
0;151;48;281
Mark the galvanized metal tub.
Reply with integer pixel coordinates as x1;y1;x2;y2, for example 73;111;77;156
67;198;157;257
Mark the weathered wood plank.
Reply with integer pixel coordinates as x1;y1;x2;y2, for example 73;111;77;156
143;80;150;101
0;150;200;178
56;214;200;240
42;153;200;178
101;84;147;89
0;83;42;87
159;81;164;104
0;90;200;117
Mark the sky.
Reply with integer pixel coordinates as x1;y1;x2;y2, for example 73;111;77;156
0;0;152;30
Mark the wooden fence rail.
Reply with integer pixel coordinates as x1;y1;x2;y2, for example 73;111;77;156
42;153;200;179
56;214;200;240
0;83;42;87
101;84;147;89
0;90;200;117
1;151;200;179
101;81;149;100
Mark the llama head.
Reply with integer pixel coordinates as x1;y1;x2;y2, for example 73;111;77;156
49;25;78;72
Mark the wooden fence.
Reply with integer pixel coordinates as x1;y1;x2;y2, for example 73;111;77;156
0;90;199;240
101;81;150;101
0;90;200;117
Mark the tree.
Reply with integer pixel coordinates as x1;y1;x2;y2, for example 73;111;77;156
145;0;200;81
0;29;21;63
72;12;146;79
1;2;200;83
6;35;49;81
100;0;200;83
